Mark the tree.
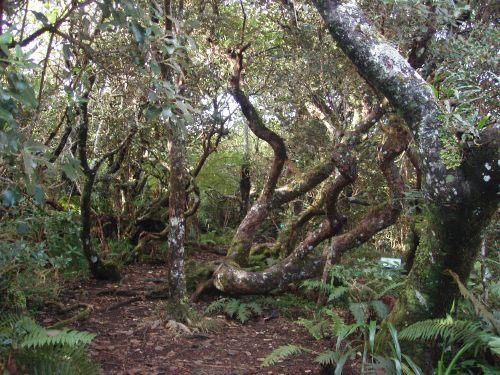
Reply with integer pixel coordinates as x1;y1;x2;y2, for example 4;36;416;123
311;0;498;327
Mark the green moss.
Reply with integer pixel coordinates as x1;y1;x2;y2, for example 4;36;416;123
227;240;251;266
3;286;27;311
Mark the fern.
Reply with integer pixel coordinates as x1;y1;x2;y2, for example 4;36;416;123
205;298;264;323
349;302;369;324
223;299;241;318
399;316;482;344
315;350;339;365
0;313;97;374
16;345;99;375
487;335;500;355
399;315;500;358
302;279;336;294
205;298;228;314
370;300;389;320
235;304;251;323
262;344;307;366
247;302;263;315
21;328;95;349
297;317;332;340
315;348;354;374
447;269;500;334
328;286;349;302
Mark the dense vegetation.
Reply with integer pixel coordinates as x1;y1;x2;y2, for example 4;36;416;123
0;0;498;373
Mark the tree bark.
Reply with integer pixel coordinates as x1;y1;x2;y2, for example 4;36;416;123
312;0;499;326
166;119;188;301
226;45;288;266
213;125;408;294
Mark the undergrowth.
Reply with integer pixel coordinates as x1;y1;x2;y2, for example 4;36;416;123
0;313;98;374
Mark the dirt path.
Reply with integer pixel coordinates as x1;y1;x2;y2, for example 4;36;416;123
39;264;333;374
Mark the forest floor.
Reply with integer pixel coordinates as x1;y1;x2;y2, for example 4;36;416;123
38;260;347;375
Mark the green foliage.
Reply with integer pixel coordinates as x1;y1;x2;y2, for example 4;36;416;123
106;238;135;266
397;273;500;374
262;344;307;366
0;313;97;374
205;297;264;324
400;316;483;344
265;311;421;374
0;209;88;311
302;258;404;323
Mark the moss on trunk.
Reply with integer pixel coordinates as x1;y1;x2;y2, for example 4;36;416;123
388;201;496;329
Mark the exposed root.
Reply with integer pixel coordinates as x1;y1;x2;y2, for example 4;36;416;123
96;289;141;297
48;303;94;329
105;296;144;312
190;278;215;303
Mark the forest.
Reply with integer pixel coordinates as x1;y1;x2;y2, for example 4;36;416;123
0;0;498;373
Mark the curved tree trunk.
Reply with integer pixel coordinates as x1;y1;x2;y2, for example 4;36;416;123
312;0;499;326
226;45;288;266
214;126;408;294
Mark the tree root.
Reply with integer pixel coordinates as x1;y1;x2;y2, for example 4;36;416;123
105;296;144;312
96;289;142;297
190;278;216;303
48;303;93;329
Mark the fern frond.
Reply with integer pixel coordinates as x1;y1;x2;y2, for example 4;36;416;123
328;286;349;302
314;350;339;365
236;304;251;323
297;318;331;340
0;311;23;329
302;279;336;294
315;348;354;374
21;328;95;349
370;300;389;320
349;302;369;324
262;344;306;366
247;302;262;316
17;345;99;375
447;269;500;334
223;299;241;319
399;316;481;345
205;298;228;314
486;335;500;355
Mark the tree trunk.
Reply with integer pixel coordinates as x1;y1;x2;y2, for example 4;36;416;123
312;0;499;326
166;119;188;302
80;171;120;281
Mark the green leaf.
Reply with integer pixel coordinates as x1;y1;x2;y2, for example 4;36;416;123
33;184;45;205
130;22;145;44
476;115;490;130
16;221;30;235
401;354;423;375
0;31;13;45
487;336;500;355
145;106;162;121
262;344;305;366
333;349;354;375
61;157;82;181
315;350;339;365
388;323;401;362
0;107;14;123
368;320;377;354
1;189;19;207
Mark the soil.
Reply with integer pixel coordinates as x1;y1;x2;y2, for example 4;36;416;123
38;263;344;375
